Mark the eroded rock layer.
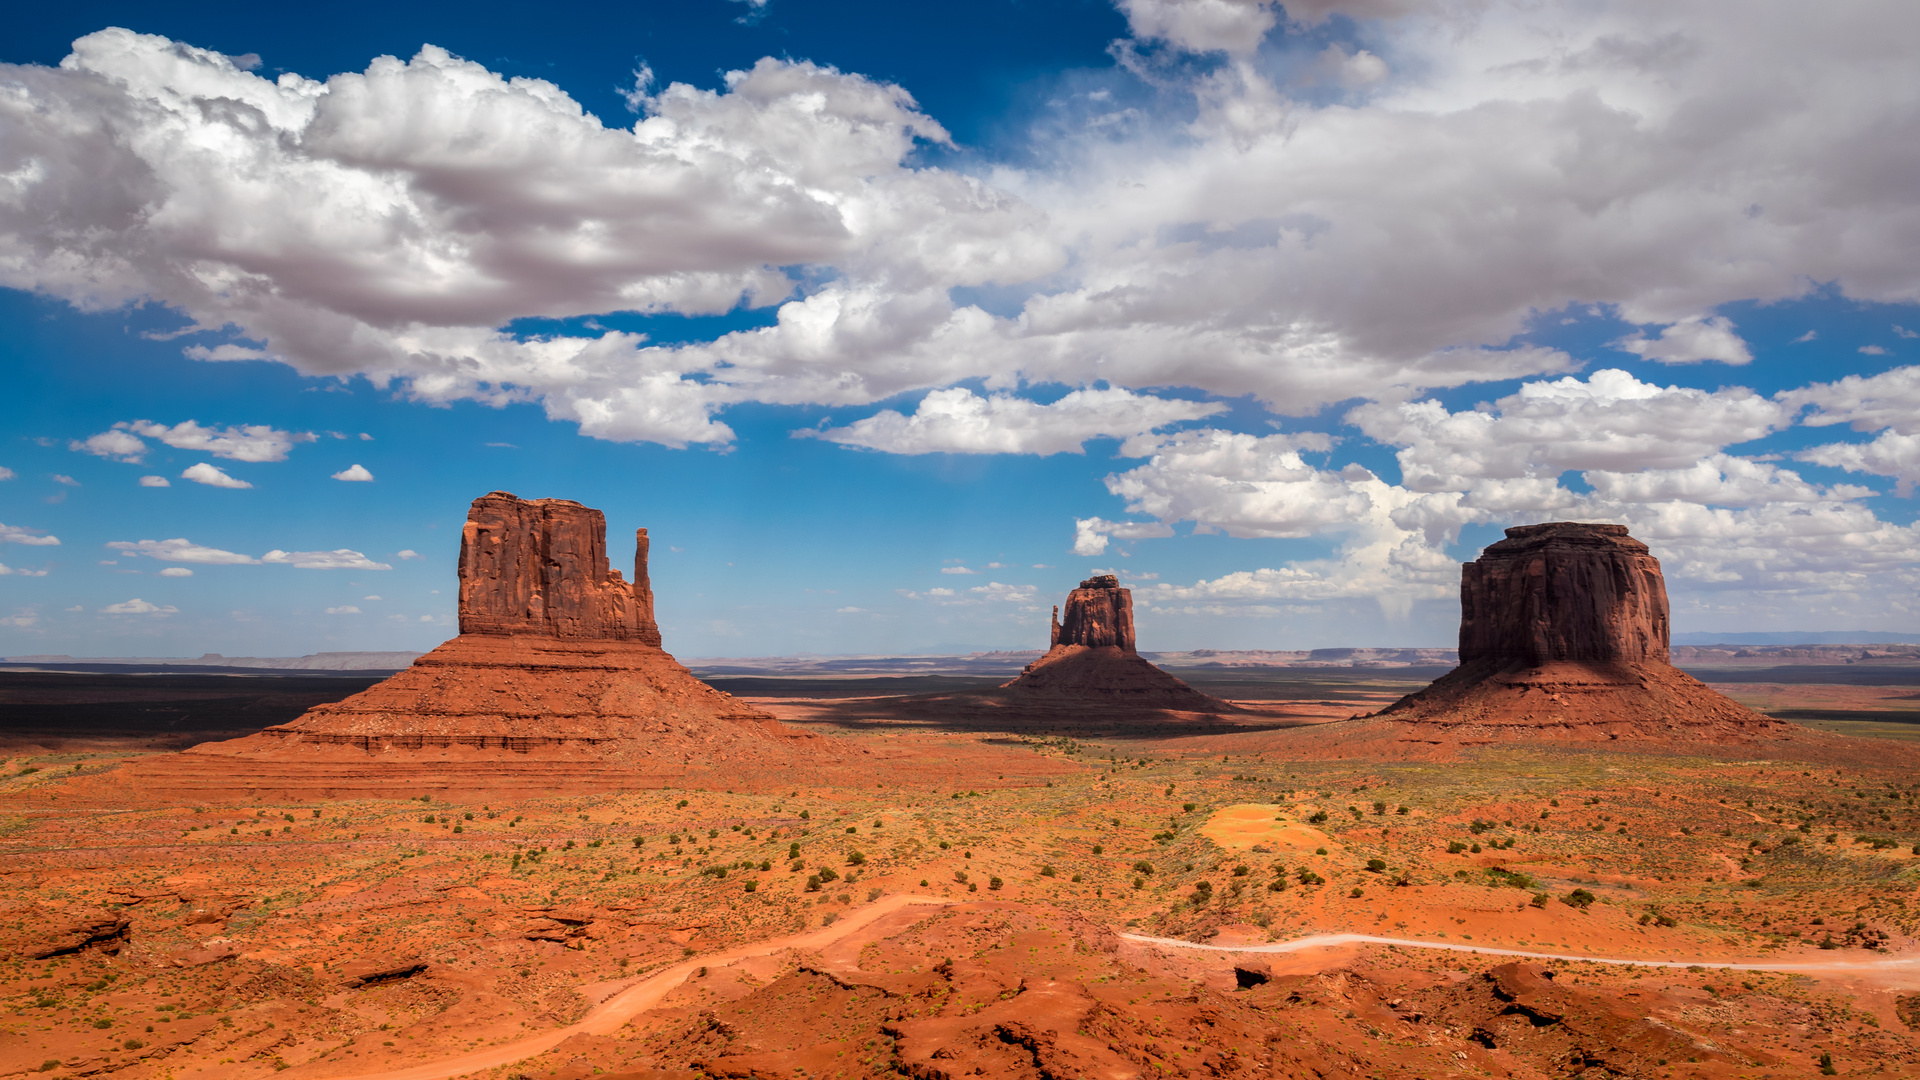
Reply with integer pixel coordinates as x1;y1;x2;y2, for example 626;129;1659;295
167;491;825;784
1004;577;1228;713
1377;522;1784;743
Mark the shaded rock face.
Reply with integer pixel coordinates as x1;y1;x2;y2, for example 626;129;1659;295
1050;575;1135;652
1459;522;1667;668
458;492;660;645
1374;521;1783;743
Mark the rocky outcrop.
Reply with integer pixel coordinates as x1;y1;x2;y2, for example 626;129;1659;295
1002;578;1229;714
1051;575;1135;651
168;492;828;787
458;492;659;644
1376;522;1784;743
1459;523;1667;667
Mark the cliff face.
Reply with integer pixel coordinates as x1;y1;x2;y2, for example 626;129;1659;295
458;492;660;645
1051;575;1136;652
1377;521;1780;742
1458;522;1668;667
192;491;819;764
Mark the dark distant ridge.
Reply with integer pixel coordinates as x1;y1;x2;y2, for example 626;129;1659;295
1672;631;1920;646
1;651;421;674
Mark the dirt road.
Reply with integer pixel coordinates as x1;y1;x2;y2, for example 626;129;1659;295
331;902;1920;1080
1122;930;1920;982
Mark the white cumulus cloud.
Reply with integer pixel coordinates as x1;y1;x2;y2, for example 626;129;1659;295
0;523;61;546
157;567;194;577
101;598;177;615
124;420;313;462
324;605;361;615
331;463;375;481
261;549;393;570
138;475;170;487
0;563;49;577
107;539;259;564
1072;517;1178;557
181;463;252;489
70;429;148;462
1614;316;1754;365
811;387;1225;456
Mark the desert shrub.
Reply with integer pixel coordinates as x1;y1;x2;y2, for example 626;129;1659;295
1366;859;1387;873
1447;841;1468;854
988;876;1003;891
1233;864;1250;876
953;870;968;883
742;880;757;893
1092;844;1104;855
817;867;839;883
1267;880;1285;892
1308;811;1329;824
1349;887;1363;898
1562;888;1597;909
1484;867;1536;890
805;875;822;892
1132;877;1145;889
1070;872;1082;882
847;850;866;866
1039;864;1056;877
1469;843;1482;853
122;1040;144;1051
1396;805;1410;815
1133;860;1155;874
1314;846;1328;855
1530;893;1550;908
1373;801;1387;815
1190;881;1213;905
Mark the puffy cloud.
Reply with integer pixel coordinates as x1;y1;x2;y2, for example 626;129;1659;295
395;549;422;560
138;475;170;487
124;420;312;463
0;609;39;627
1798;432;1920;496
0;563;50;577
181;463;252;489
1584;454;1873;506
330;463;375;481
107;538;259;564
1072;517;1177;557
324;605;361;615
1614;316;1754;365
51;475;80;487
1104;430;1372;539
939;566;978;575
0;467;13;481
902;581;1039;606
0;523;61;546
101;598;177;615
1348;370;1788;493
154;567;193;578
811;387;1225;456
261;548;393;570
1781;365;1920;435
70;429;148;462
1116;0;1282;55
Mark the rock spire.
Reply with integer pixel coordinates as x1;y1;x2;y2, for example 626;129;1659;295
1050;575;1136;651
457;492;660;644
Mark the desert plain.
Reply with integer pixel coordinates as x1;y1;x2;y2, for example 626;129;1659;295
5;504;1920;1080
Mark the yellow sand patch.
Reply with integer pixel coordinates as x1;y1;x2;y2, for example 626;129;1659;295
1201;803;1338;853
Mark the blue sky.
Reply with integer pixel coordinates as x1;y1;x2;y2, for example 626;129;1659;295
2;0;1918;658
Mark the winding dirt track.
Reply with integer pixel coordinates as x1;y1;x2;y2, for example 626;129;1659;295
1119;931;1920;980
334;900;1920;1080
336;895;955;1080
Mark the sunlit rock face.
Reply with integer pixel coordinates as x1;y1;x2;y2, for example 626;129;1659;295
1458;522;1669;668
1050;575;1136;653
458;491;661;646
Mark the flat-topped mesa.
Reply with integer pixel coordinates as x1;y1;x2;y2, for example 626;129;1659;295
1459;521;1668;669
1051;574;1136;652
1372;520;1783;743
458;491;660;646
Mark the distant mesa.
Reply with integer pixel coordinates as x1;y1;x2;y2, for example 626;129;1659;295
1374;522;1786;743
161;491;827;791
995;575;1232;714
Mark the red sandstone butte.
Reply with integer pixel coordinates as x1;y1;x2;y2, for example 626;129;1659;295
155;493;824;793
1377;522;1784;742
1001;575;1229;712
